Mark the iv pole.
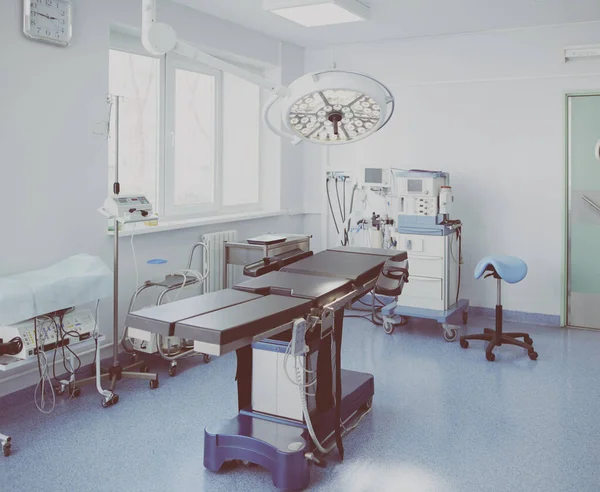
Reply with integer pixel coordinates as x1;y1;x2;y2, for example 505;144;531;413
71;96;160;407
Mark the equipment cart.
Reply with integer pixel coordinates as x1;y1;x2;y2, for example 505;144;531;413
381;298;469;341
382;221;468;341
124;243;211;376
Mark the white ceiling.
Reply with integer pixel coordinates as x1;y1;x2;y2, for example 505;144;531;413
172;0;600;48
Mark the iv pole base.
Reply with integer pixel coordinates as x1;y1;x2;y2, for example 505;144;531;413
70;358;160;404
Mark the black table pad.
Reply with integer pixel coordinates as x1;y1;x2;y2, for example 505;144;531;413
281;250;391;284
233;271;353;306
125;289;261;337
174;295;312;346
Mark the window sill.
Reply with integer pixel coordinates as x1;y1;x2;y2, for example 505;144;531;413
108;210;288;237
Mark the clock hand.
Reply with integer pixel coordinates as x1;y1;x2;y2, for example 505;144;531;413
38;13;59;21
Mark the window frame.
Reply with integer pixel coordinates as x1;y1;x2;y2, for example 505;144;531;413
109;32;265;221
164;54;222;218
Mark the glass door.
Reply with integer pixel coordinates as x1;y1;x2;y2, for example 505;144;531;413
567;94;600;328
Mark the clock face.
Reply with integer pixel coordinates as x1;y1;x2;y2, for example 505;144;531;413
24;0;72;46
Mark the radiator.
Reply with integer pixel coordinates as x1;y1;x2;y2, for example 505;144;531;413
202;230;238;292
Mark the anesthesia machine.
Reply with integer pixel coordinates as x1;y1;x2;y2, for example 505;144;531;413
382;170;469;341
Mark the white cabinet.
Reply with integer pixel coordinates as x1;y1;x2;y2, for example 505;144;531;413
396;229;460;311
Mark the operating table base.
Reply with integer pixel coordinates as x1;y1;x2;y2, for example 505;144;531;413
204;369;374;491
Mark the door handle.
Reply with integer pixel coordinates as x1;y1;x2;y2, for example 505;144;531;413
581;195;600;214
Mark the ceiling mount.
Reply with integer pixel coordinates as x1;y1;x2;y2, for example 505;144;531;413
262;0;370;27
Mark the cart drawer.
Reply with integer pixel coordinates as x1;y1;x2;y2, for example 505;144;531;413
401;275;442;301
397;234;444;257
406;254;444;278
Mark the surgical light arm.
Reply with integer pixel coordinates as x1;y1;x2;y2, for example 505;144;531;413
142;0;285;95
140;0;394;146
141;0;302;144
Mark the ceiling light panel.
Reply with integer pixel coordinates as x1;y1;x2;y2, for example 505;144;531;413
263;0;370;27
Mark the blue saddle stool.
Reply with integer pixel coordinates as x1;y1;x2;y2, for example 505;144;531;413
460;256;538;361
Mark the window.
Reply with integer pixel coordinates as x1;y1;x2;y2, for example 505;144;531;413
108;49;160;207
108;33;263;220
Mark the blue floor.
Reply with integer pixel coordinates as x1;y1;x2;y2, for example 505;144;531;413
2;316;600;492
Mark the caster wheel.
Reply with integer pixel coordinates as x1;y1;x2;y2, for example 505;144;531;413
462;311;469;324
460;338;469;349
150;379;160;389
486;351;496;362
3;445;10;457
362;397;373;410
383;322;395;335
525;336;533;345
203;354;212;363
101;393;119;408
70;387;81;398
168;365;177;377
528;351;538;361
140;366;149;373
131;354;138;363
443;328;458;342
54;385;65;397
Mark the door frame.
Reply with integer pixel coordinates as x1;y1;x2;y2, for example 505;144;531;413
563;92;600;328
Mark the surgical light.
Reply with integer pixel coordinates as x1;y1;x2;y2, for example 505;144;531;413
262;0;370;27
263;70;394;145
141;0;393;146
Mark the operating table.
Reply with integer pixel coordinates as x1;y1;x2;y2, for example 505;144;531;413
126;246;409;490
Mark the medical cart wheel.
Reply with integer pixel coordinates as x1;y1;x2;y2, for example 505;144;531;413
525;336;533;345
150;379;160;389
140;365;149;373
462;311;469;324
486;351;495;362
3;443;10;457
70;387;81;398
383;321;395;335
168;364;177;377
203;354;211;363
528;350;538;361
443;328;458;342
101;393;119;408
54;385;65;396
362;397;373;410
460;338;469;349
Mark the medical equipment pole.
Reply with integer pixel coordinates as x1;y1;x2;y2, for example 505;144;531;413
106;95;159;402
113;97;120;375
70;96;159;407
112;157;119;381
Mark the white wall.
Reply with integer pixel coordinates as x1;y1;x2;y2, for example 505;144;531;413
0;0;305;394
304;22;600;316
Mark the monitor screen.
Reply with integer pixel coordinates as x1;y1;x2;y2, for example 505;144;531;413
407;179;422;192
365;168;383;184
